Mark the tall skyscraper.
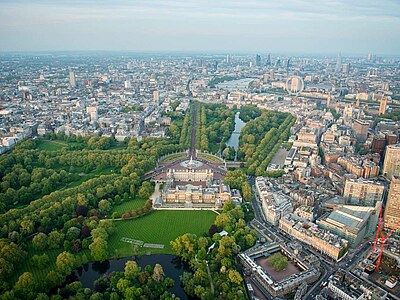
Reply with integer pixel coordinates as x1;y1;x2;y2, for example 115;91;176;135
326;93;331;108
266;53;271;66
384;176;400;230
153;90;159;106
255;54;261;67
379;96;387;115
383;144;400;179
342;63;349;75
69;70;76;88
286;58;291;72
213;60;218;72
335;51;342;73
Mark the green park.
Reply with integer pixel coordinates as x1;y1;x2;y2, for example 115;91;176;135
0;103;294;299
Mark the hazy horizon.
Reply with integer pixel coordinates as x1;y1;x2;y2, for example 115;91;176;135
1;0;399;55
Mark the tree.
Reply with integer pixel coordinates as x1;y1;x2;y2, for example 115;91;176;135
20;219;34;235
224;170;247;190
32;233;48;251
0;258;13;280
98;199;111;214
242;182;252;202
0;242;27;264
228;269;243;285
124;260;140;281
267;253;288;271
56;251;76;275
91;227;108;240
66;227;81;241
48;231;65;249
14;272;36;300
152;264;164;283
208;224;218;237
46;270;65;290
89;238;108;262
32;254;50;269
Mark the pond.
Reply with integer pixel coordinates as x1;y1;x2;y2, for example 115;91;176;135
226;112;246;161
71;254;189;299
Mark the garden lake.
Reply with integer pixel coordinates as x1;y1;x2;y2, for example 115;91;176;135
71;254;189;299
226;112;246;160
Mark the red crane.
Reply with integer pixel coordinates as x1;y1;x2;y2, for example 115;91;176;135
375;222;400;271
370;205;384;258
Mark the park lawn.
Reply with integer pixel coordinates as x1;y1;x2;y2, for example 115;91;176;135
161;152;187;162
10;239;93;286
197;153;223;162
109;210;217;257
112;197;148;215
36;139;69;151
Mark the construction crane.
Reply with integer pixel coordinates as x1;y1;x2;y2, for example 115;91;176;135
375;222;400;271
370;205;384;259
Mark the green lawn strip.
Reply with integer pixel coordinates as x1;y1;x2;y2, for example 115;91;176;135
197;153;223;162
161;153;187;162
109;210;216;258
112;198;148;215
11;240;92;286
10;243;62;286
36;140;69;151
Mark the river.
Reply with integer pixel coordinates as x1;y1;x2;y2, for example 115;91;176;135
216;78;254;91
70;254;189;299
226;112;246;161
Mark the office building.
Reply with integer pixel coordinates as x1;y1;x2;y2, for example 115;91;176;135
379;96;387;115
384;176;400;230
256;177;293;225
383;144;400;179
153;90;159;106
353;119;369;143
69;70;76;88
327;269;387;300
86;106;98;122
335;51;342;73
266;53;271;66
317;205;377;247
343;179;384;206
279;214;348;260
342;63;349;75
239;243;320;298
255;54;261;67
326;93;331;108
124;80;131;89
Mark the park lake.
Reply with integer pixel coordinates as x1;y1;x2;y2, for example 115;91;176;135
71;254;189;299
226;112;246;160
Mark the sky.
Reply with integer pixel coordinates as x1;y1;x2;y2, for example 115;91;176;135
0;0;399;55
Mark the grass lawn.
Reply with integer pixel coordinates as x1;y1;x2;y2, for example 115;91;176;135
161;152;187;162
11;244;92;286
109;210;216;257
197;152;223;162
36;140;69;151
11;243;62;285
112;198;148;215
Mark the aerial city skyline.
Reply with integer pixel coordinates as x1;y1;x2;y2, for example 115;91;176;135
0;1;400;300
